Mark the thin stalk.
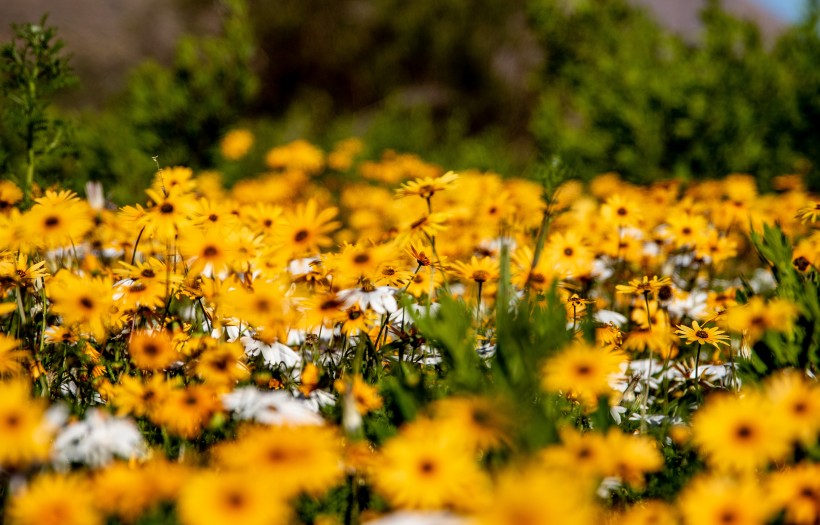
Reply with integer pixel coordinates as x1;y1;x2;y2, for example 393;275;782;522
640;292;653;433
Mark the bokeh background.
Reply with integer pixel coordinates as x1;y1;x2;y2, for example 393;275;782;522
1;0;819;201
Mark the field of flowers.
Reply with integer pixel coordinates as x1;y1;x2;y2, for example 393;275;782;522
0;130;819;525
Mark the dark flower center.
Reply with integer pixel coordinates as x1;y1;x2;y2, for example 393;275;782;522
159;203;174;214
294;229;309;242
735;424;754;440
79;297;94;309
44;215;60;227
695;330;709;339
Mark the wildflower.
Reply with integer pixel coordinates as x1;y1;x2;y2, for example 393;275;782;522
109;374;170;418
398;212;450;244
796;201;820;223
0;381;51;466
540;427;609;480
152;385;222;439
52;409;147;467
0;252;48;290
128;330;179;371
765;371;820;445
195;342;249;386
177;227;239;276
143;187;196;240
675;321;730;350
90;462;156;522
152;166;196;196
222;387;323;426
601;194;644;228
328;137;363;171
335;376;383;415
613;501;679;525
479;467;599;525
768;463;820;525
678;475;773;525
451;255;499;285
338;281;398;315
545;230;594;278
431;396;511;451
372;419;487;511
241;337;302;369
692;392;790;472
265;139;325;174
8;473;101;525
220;128;254;160
215;424;343;497
272;199;340;257
23;190;93;249
725;297;799;343
395;171;459;200
616;275;672;296
542;342;625;406
665;211;708;249
0;334;27;376
601;429;663;488
48;272;115;341
0;180;23;211
178;470;290;525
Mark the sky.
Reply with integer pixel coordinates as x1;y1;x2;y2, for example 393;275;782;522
754;0;805;21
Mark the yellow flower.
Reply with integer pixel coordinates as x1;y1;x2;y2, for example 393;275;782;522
372;418;487;511
395;171;459;200
128;330;179;371
178;470;290;525
215;425;343;497
678;474;773;525
616;275;672;296
220;128;254;160
335;375;383;414
0;334;27;376
542;341;625;406
675;320;730;349
0;180;23;211
272;199;340;257
265;139;325;174
796;201;820;223
479;467;599;525
48;271;115;341
8;473;101;525
0;381;51;466
768;463;820;525
692;391;791;472
431;396;511;451
451;255;499;284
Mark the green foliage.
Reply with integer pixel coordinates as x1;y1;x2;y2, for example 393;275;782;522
528;0;815;186
743;224;820;376
0;15;77;201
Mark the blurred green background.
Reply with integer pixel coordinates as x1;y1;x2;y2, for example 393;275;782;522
2;0;820;201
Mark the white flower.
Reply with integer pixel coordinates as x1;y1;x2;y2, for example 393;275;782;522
594;309;628;327
52;409;147;467
301;390;336;412
222;387;323;426
339;285;398;314
242;336;301;368
667;290;708;320
364;512;469;525
288;257;320;277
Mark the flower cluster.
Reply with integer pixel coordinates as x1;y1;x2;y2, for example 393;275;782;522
1;136;819;525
